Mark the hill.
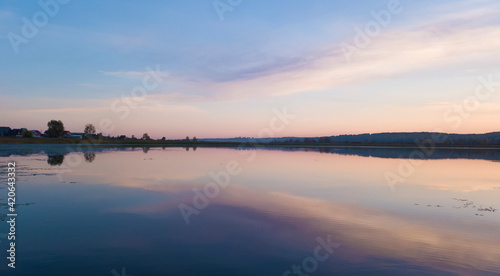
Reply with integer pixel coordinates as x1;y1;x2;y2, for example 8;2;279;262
201;132;500;146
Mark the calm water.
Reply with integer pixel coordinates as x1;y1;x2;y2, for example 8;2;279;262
0;145;499;276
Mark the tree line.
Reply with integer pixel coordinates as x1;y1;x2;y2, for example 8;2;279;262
41;120;196;141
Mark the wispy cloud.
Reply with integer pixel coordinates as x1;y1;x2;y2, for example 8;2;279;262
0;10;14;20
29;106;108;113
39;24;156;53
154;2;500;101
101;70;169;80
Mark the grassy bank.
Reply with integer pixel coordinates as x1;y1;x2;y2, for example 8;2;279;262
0;137;241;147
0;137;82;144
2;137;500;149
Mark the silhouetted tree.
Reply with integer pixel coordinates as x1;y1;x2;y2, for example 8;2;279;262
142;133;150;140
186;136;189;141
161;137;166;141
46;120;65;138
22;130;33;137
319;137;331;143
84;124;96;136
192;136;197;142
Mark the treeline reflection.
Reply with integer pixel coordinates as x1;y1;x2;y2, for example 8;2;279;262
2;145;500;166
241;146;500;161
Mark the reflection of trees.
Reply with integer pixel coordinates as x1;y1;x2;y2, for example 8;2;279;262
47;155;65;166
84;152;96;163
142;147;150;153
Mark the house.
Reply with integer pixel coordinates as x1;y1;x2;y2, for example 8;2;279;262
64;131;83;139
0;127;11;137
9;128;27;137
31;130;42;138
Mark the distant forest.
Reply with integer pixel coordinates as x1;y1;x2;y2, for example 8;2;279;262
203;132;500;146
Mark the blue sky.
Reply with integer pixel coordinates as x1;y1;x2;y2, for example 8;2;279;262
1;0;500;138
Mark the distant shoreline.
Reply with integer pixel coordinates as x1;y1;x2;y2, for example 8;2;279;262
2;137;500;150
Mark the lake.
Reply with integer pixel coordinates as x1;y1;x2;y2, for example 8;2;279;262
0;144;499;275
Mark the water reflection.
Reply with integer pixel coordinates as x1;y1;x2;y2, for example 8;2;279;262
84;152;96;163
121;185;500;274
45;152;97;165
253;146;500;161
0;145;499;275
2;144;500;161
47;154;64;166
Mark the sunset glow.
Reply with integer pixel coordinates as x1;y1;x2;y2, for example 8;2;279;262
1;0;500;138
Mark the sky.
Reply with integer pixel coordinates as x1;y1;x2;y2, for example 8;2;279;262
1;0;500;139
